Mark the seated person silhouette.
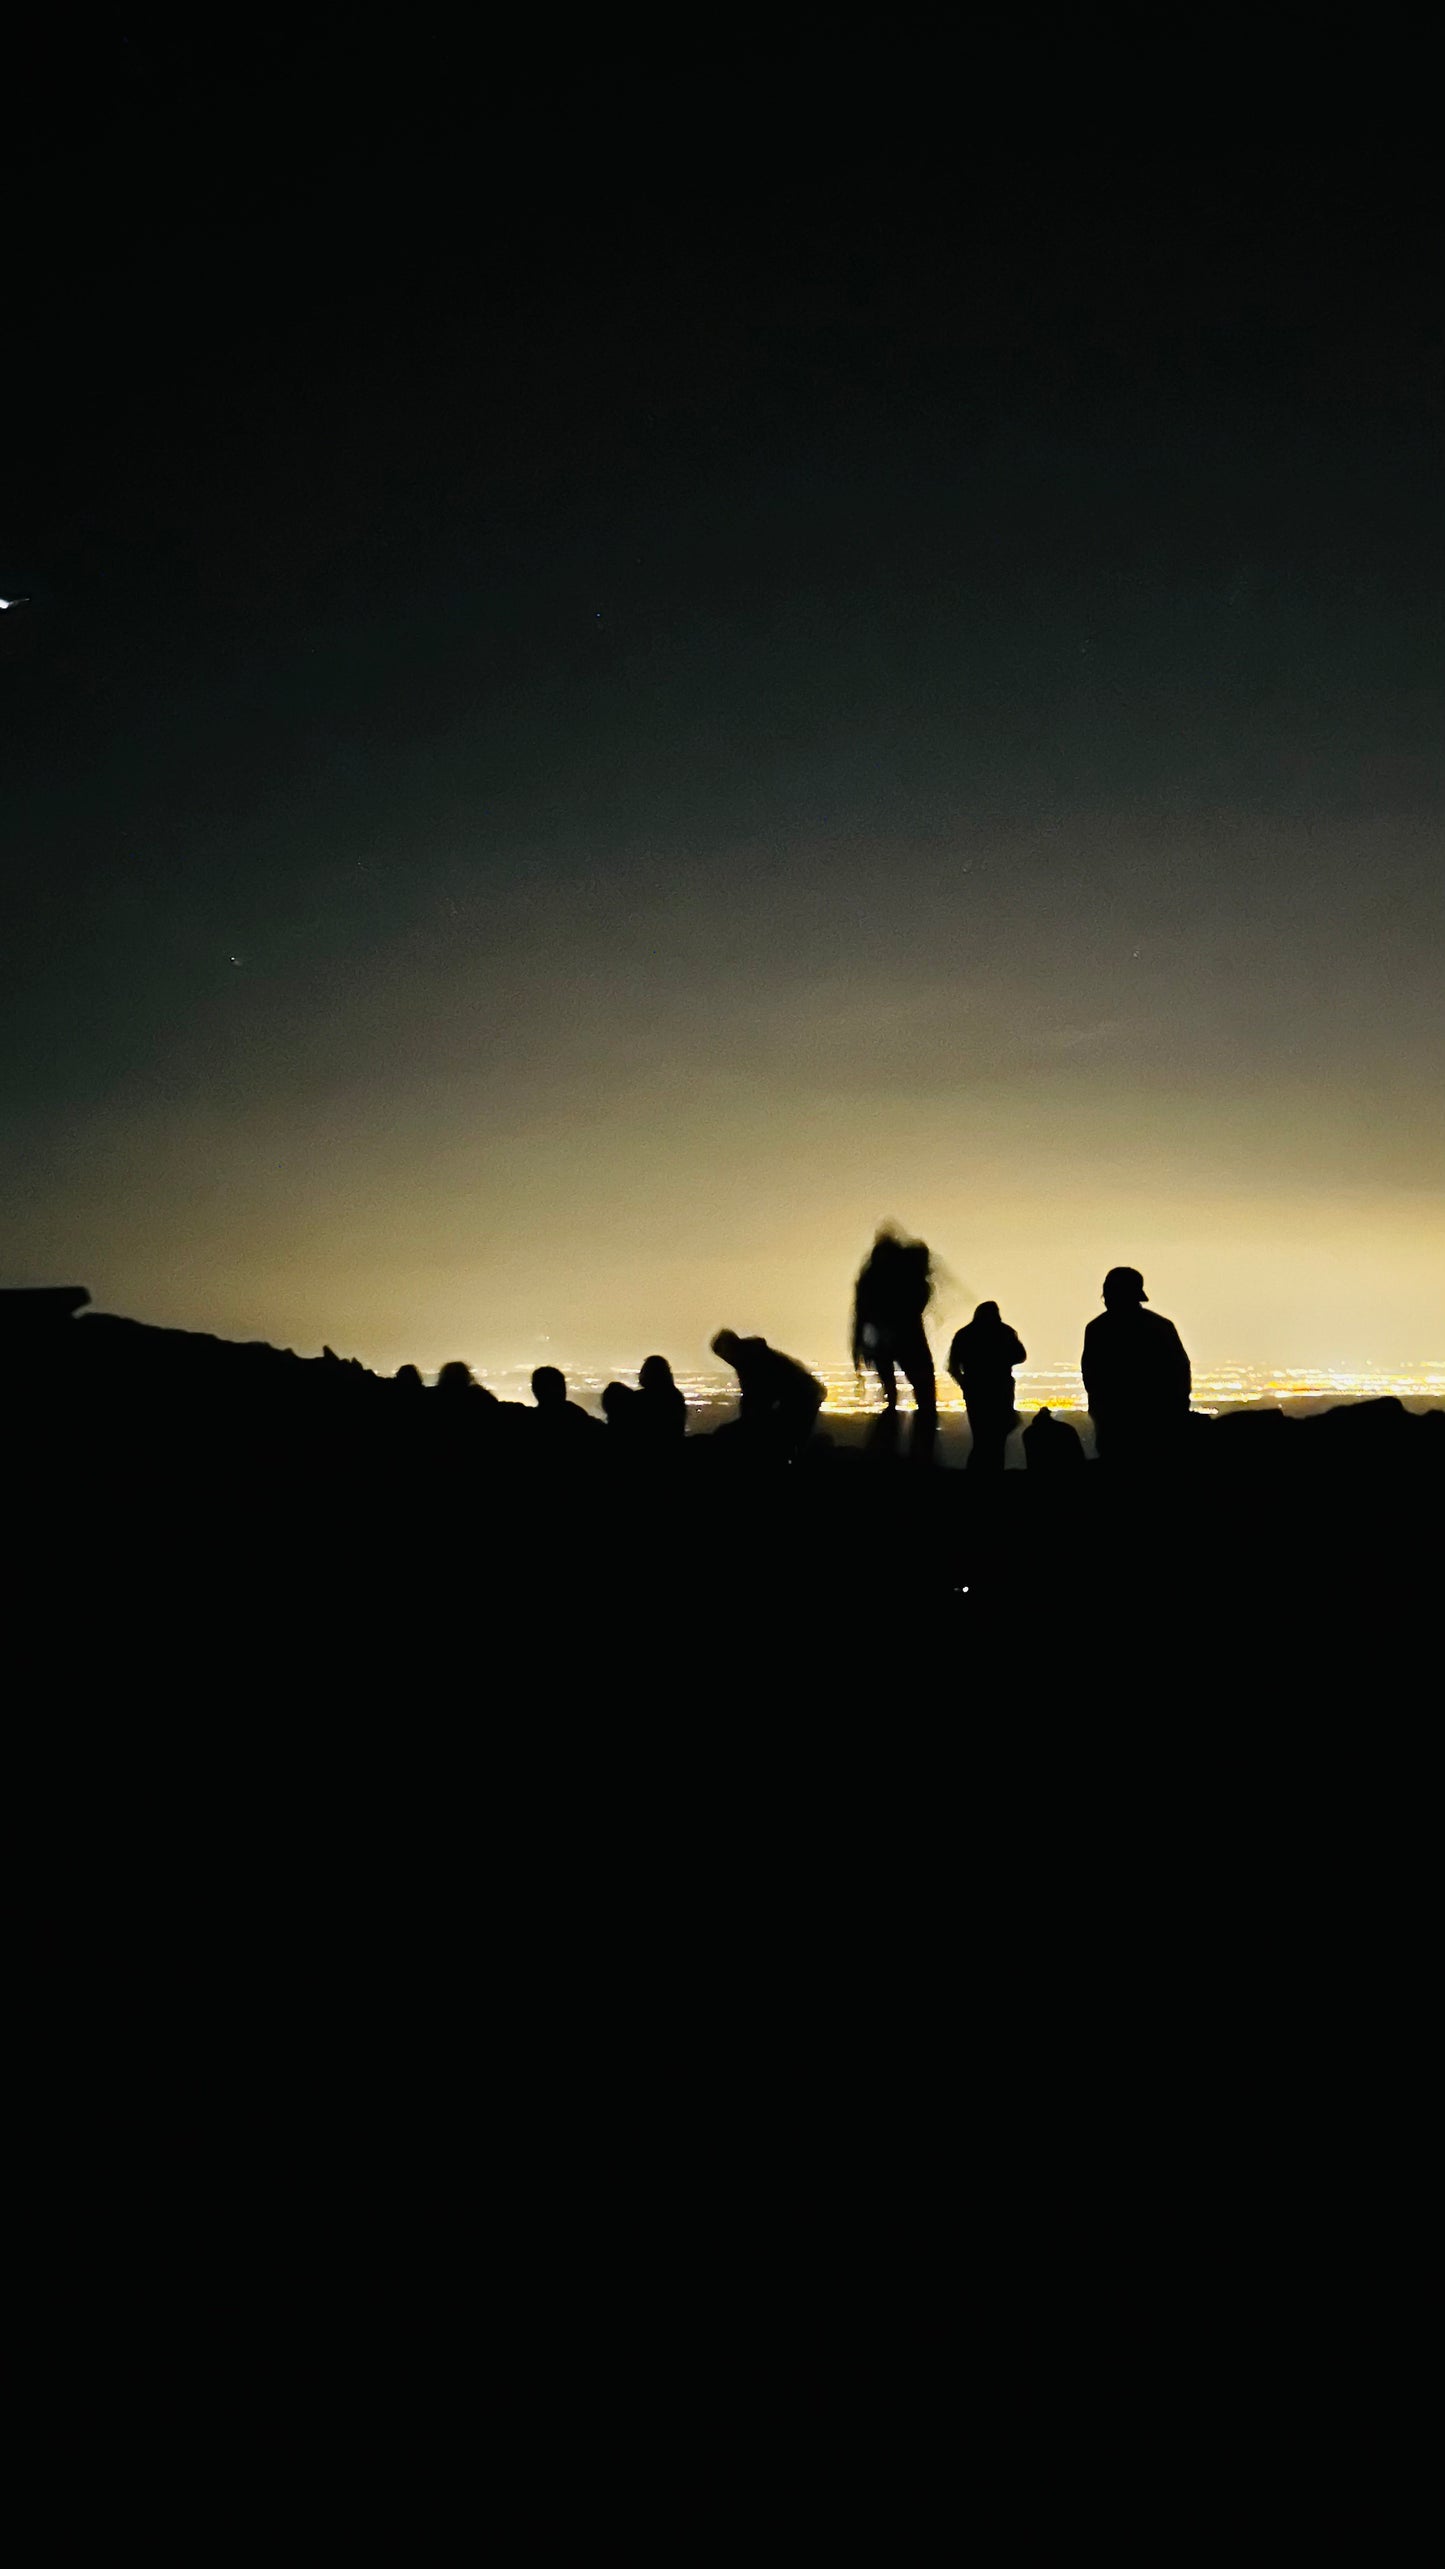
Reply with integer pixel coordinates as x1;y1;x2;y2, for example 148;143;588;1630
429;1359;502;1468
435;1359;499;1404
947;1300;1026;1474
636;1354;687;1447
711;1329;824;1460
1022;1404;1085;1473
851;1229;937;1431
600;1378;643;1448
530;1364;598;1444
1081;1268;1191;1467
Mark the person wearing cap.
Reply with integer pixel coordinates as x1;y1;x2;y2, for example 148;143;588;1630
1081;1268;1191;1466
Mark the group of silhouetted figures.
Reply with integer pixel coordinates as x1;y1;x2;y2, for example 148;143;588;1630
850;1229;1192;1472
396;1229;1195;1474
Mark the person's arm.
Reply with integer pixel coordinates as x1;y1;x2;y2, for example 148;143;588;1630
1009;1333;1027;1368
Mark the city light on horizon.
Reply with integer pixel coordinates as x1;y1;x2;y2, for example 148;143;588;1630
445;1358;1445;1418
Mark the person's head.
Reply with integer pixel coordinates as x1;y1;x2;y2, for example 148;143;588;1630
711;1329;741;1365
600;1380;629;1423
531;1364;566;1409
435;1359;475;1396
639;1353;675;1392
1102;1266;1147;1310
394;1362;423;1395
973;1300;999;1323
862;1225;904;1277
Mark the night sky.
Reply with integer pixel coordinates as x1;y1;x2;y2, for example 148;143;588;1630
6;53;1443;1375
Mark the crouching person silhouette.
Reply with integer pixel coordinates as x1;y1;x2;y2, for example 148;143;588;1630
1022;1404;1085;1473
711;1330;824;1461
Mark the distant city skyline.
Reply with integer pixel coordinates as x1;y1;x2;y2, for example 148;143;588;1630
305;1355;1445;1413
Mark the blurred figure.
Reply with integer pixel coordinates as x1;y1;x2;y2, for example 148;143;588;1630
430;1358;502;1478
637;1354;687;1447
1022;1404;1085;1474
435;1359;497;1404
711;1330;824;1460
393;1363;424;1395
948;1300;1026;1474
1081;1268;1191;1467
851;1230;937;1433
530;1364;598;1445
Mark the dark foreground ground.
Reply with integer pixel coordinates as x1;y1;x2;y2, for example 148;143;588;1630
8;1305;1442;1706
8;1308;1438;2481
13;1310;1439;2047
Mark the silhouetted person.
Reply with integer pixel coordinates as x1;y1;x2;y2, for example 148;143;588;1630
711;1330;824;1460
1022;1404;1085;1474
530;1364;598;1445
1081;1268;1191;1468
600;1379;644;1450
435;1359;497;1403
426;1359;503;1487
851;1230;937;1433
393;1363;424;1395
948;1300;1026;1474
432;1360;503;1453
636;1354;687;1447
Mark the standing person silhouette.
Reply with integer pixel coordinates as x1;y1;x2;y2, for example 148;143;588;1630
947;1300;1026;1474
1081;1268;1191;1468
851;1230;937;1436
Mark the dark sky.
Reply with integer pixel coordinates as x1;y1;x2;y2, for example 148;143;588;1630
5;49;1443;1370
